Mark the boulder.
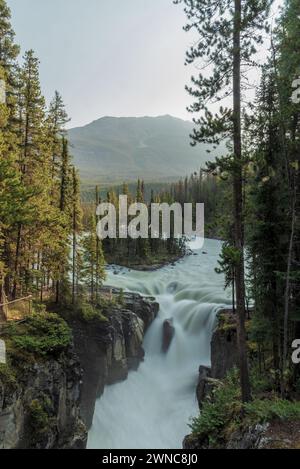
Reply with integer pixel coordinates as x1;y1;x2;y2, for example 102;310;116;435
162;319;175;353
196;366;211;408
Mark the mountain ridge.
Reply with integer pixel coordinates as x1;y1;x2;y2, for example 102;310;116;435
68;115;213;184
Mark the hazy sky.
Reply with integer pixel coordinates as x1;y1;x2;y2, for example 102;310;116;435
7;0;282;129
7;0;196;128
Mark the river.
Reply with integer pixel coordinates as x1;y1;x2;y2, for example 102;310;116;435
87;238;231;449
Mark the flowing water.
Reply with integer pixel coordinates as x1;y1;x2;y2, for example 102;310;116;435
88;238;231;449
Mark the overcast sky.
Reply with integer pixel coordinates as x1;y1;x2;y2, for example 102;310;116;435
7;0;282;129
7;0;197;128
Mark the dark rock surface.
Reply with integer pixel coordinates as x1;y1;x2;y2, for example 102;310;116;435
0;350;87;449
226;424;270;449
196;366;212;408
183;433;210;450
211;310;238;380
194;310;238;409
70;290;159;429
0;290;158;448
183;309;239;448
162;319;175;353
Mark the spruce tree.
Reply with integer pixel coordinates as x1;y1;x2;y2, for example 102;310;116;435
71;168;82;304
47;91;70;179
175;0;273;402
275;0;300;380
0;0;19;78
83;216;106;304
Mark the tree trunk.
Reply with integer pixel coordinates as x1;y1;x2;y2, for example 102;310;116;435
72;206;76;305
55;280;59;304
12;224;22;300
95;186;100;301
232;270;235;314
233;0;251;403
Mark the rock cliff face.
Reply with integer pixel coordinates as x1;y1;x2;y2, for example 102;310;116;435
70;291;159;429
193;309;238;411
0;350;87;449
183;309;285;450
0;290;159;448
210;309;239;380
183;309;239;449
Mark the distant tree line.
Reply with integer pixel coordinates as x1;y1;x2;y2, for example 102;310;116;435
82;180;186;268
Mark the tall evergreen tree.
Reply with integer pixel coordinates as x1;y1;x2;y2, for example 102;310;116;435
83;216;106;304
175;0;273;402
71;167;82;304
47;91;70;179
0;0;19;86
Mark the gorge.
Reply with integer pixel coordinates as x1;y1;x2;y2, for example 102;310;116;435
88;238;231;449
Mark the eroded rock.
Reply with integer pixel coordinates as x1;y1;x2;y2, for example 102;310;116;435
162;319;175;353
0;351;87;449
70;290;159;429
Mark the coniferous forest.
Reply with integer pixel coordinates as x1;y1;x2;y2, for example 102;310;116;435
0;0;299;452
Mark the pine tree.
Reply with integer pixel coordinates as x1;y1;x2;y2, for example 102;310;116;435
83;216;106;304
0;0;19;77
11;50;47;298
71;168;82;304
175;0;273;402
60;137;71;212
136;179;149;259
0;64;24;304
47;91;70;179
245;64;287;385
54;137;73;303
275;0;300;382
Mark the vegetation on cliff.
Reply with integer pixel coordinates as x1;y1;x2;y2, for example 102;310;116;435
190;368;300;449
177;0;300;409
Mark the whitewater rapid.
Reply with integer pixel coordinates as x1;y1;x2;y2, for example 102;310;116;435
88;238;231;449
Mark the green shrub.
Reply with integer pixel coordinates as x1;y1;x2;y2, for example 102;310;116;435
190;369;242;446
32;302;47;315
77;302;108;323
244;399;300;424
28;398;50;437
190;365;300;448
250;366;273;394
6;313;72;357
0;363;18;391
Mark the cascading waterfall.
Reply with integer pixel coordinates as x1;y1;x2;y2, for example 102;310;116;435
88;239;231;449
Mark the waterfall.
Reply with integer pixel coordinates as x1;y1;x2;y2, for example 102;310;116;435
88;239;231;449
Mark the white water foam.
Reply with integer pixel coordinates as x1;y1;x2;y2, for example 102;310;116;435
88;239;231;449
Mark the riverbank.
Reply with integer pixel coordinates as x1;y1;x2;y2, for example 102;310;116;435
106;250;187;272
184;309;300;450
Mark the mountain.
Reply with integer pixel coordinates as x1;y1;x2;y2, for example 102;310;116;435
68;115;213;184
